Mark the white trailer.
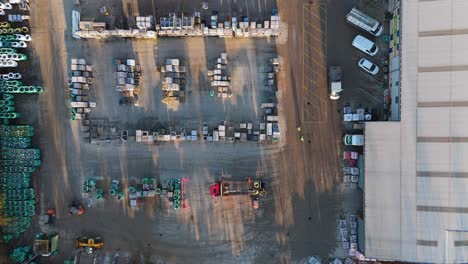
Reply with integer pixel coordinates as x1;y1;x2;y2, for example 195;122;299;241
71;102;89;108
261;102;276;108
266;123;273;136
71;76;87;83
266;115;278;122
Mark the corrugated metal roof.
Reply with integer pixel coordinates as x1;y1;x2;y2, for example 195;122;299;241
418;36;452;67
418;1;452;32
364;122;401;260
364;0;468;263
417;72;451;102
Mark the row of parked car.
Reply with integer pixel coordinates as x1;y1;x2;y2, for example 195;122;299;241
346;7;383;76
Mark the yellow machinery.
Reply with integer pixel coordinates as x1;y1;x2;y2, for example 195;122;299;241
75;237;103;250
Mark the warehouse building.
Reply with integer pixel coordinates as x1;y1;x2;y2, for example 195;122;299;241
363;0;468;263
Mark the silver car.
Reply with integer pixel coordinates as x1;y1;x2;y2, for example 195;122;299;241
358;58;379;75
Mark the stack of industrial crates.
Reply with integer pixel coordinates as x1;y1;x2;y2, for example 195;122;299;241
0;22;32;68
265;58;279;86
109;179;124;200
343;151;360;184
0;4;42;241
69;58;96;120
82;178;104;200
0;82;42;94
165;178;181;210
270;10;281;35
349;214;358;252
207;53;231;98
128;178;157;207
114;59;142;106
0;87;42;119
159;58;186;104
0;125;39;238
136;16;154;30
0;93;17;118
135;130;154;143
0;49;41;97
339;216;349;250
0;22;42;119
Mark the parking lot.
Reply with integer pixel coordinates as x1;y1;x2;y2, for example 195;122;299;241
328;0;390;121
327;0;391;258
12;0;391;263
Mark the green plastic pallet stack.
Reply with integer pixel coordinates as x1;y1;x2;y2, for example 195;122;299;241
166;178;182;210
0;137;31;149
0;173;30;190
173;178;182;210
0;125;40;238
0;125;34;137
10;246;32;263
0;26;29;35
0;86;43;94
0;47;17;54
0;22;42;240
0;148;40;160
0;94;18;119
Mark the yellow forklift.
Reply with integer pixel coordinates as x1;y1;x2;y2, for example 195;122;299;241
75;237;103;254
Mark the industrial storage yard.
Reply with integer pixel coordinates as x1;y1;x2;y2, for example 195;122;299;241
0;0;401;263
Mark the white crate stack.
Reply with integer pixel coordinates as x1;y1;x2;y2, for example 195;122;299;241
134;120;275;144
340;217;350;250
114;59;142;105
136;130;154;143
70;58;96;120
349;214;358;253
270;14;280;36
233;18;278;37
207;53;231;98
7;14;29;23
159;58;186;104
76;10;280;39
157;14;202;37
136;16;154;30
0;72;21;80
161;58;186;75
217;122;226;141
343;106;372;121
343;167;360;184
154;12;279;38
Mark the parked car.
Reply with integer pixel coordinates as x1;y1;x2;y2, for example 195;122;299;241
358;58;379;75
352;35;379;56
343;134;364;146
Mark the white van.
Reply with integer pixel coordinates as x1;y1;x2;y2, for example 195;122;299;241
352;35;378;56
346;7;383;37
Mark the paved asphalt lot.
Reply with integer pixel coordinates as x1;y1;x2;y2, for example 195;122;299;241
6;0;390;263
